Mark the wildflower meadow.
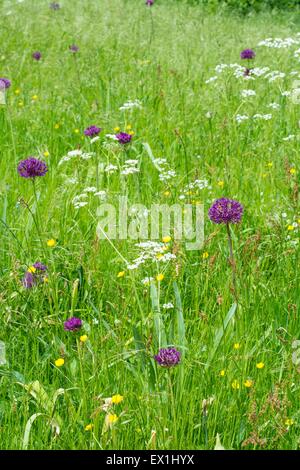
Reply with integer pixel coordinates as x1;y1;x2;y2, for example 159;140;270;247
1;0;300;453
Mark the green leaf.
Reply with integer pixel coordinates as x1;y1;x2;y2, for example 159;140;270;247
205;302;237;370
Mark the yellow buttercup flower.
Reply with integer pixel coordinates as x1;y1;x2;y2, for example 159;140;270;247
128;130;135;135
80;335;88;343
43;151;50;157
256;362;264;369
231;380;240;390
28;266;36;274
32;95;38;101
287;225;294;231
233;343;241;350
202;252;209;259
126;124;132;130
85;423;93;431
111;394;124;405
108;414;118;424
217;180;224;188
114;127;120;132
117;271;125;278
47;238;56;247
43;276;49;283
285;418;294;426
74;128;80;134
289;168;296;175
162;235;171;243
54;123;60;129
219;369;226;377
267;162;273;168
55;358;64;367
244;379;253;388
163;191;170;197
14;88;20;95
156;273;164;282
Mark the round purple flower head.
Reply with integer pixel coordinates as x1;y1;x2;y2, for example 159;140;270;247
0;78;11;89
208;198;243;224
17;157;48;179
69;44;79;53
64;317;82;331
240;49;255;60
32;51;42;61
84;125;102;137
146;0;154;5
50;2;60;10
154;347;181;367
116;132;132;145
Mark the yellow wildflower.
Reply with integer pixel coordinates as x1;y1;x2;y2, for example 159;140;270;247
117;271;125;278
55;358;64;367
47;239;56;247
85;423;93;431
285;418;294;426
162;235;171;243
256;362;264;369
231;380;240;390
27;266;36;274
111;394;124;405
107;414;118;424
244;379;253;388
156;273;164;282
80;335;88;343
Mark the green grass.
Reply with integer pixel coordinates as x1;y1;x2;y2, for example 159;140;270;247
0;0;300;450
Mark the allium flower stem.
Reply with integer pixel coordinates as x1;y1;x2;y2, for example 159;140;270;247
167;369;178;445
226;222;238;301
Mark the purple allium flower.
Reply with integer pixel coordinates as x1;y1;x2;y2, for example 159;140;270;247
17;157;48;179
208;198;243;224
50;2;60;10
69;44;79;53
240;49;255;60
116;132;132;145
32;51;42;61
0;78;11;89
146;0;154;5
154;347;181;367
84;125;102;137
64;317;82;331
